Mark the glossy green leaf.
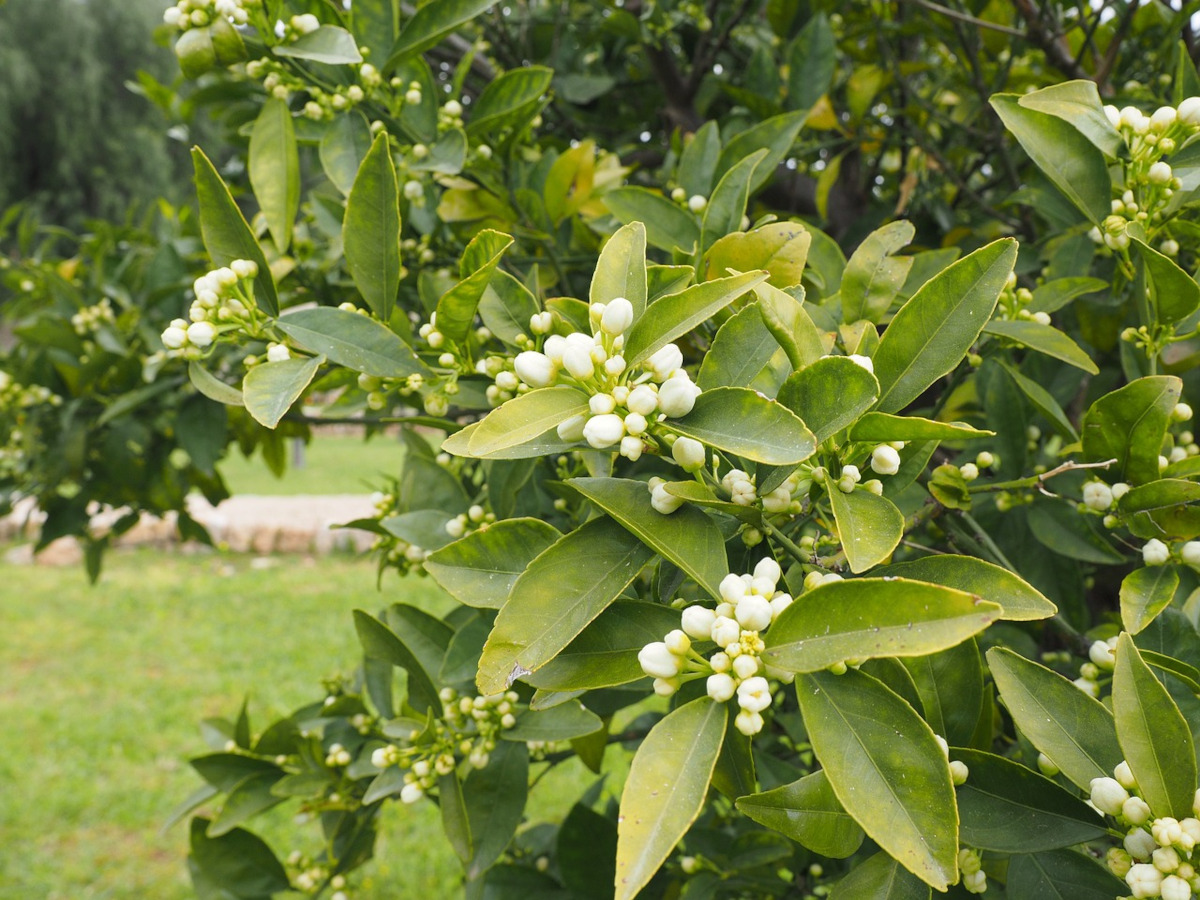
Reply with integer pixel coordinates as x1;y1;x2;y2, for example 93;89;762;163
569;477;728;600
189;818;290;897
591;221;648;320
671;386;816;466
557;804;617;900
465;386;590;457
754;281;828;370
954;748;1108;852
1029;276;1108;314
274;25;362;64
276;307;423;377
464;740;528;879
435;229;513;342
478;272;539;347
624;270;768;367
872;555;1056;621
353;608;440;713
700;151;766;256
344;132;402;320
1121;565;1181;634
615;698;726;900
828;851;931;900
192;148;277;315
606;187;699;254
765;577;999;673
476;517;654;694
425;518;560;609
786;14;835;111
502;700;603;742
848;412;991;443
661;481;763;525
1081;375;1181;484
207;772;285;837
1003;362;1079;440
983;319;1099;374
248;98;299;255
704;223;811;289
714;110;806;193
1133;238;1200;325
1016;80;1123;157
1114;632;1197;818
901;640;982;746
438;772;473;864
1006;849;1128;899
841;221;915;324
1120;479;1200;541
466;66;553;137
386;0;499;65
696;302;780;390
777;355;878;443
824;474;905;573
797;669;958;891
986;647;1123;790
444;419;577;461
736;770;865;858
678;120;721;197
320;112;372;196
241;355;322;428
991;94;1111;223
188;361;244;407
874;239;1016;413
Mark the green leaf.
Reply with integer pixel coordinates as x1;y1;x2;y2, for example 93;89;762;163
353;608;441;713
502;700;603;742
1081;375;1181;485
736;770;865;858
824;474;905;573
615;698;726;900
1029;276;1108;314
424;518;561;609
700;151;766;257
591;221;648;320
241;355;322;428
714;110;806;193
828;851;931;900
188;361;245;407
344;132;402;320
704;223;811;289
466;66;553;137
558;805;617;900
764;577;1000;673
901;640;983;746
464;740;528;879
990;94;1111;224
439;772;473;864
874;239;1017;413
1003;362;1079;441
1027;500;1125;564
678;121;721;197
1016;80;1123;157
476;517;654;694
569;477;728;599
274;25;362;64
697;302;780;391
797;669;958;891
786;14;835;112
207;773;285;837
840;221;915;324
436;230;514;343
777;356;879;443
983;319;1099;374
954;748;1109;852
1006;849;1129;899
1113;632;1197;818
1122;566;1181;634
1120;479;1200;541
192;148;277;316
671;386;816;466
189;818;290;897
624;270;767;367
464;386;589;458
605;187;700;254
526;601;681;691
1132;238;1200;325
986;647;1123;790
320;112;373;196
478;271;538;347
411;127;468;174
847;412;992;443
873;555;1056;621
248;98;299;255
174;28;217;79
754;281;828;370
387;0;499;65
276;307;424;377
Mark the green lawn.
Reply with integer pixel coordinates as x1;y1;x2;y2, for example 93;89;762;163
0;549;460;899
218;433;407;495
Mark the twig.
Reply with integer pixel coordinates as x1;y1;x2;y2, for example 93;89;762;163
896;0;1025;36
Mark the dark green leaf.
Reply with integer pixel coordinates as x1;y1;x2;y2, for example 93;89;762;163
983;319;1099;374
840;221;915;324
425;518;561;609
276;307;423;377
345;132;403;320
1081;375;1181;484
872;555;1056;621
824;473;905;572
248;98;299;255
736;770;865;858
274;26;363;64
1006;849;1128;899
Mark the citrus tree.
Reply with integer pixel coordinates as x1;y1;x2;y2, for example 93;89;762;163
14;0;1200;898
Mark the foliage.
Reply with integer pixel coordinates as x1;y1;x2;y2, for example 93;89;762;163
20;0;1200;898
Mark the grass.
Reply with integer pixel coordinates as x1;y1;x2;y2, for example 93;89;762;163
0;548;460;899
217;433;407;496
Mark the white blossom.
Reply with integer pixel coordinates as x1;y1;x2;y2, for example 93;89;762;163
638;642;682;679
681;605;717;640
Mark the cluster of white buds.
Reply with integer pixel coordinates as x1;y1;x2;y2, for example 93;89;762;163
370;688;519;803
1073;634;1119;697
70;298;116;336
1094;764;1200;899
366;489;432;575
995;272;1052;324
163;0;254;30
162;259;260;358
323;742;353;768
444;503;495;539
0;371;60;478
1082;480;1130;512
512;297;702;461
958;848;986;894
934;734;970;786
638;558;793;736
722;468;758;505
1139;539;1200;569
668;187;709;214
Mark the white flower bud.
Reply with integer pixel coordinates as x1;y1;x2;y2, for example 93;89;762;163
719;573;748;604
529;311;553;335
1128;827;1158;860
871;444;901;476
960;462;979;481
187;321;216;348
292;13;321;33
582;413;624;449
1154;846;1182;873
1161;874;1191;900
1179;97;1200;125
1153;817;1184;848
1150;162;1174;185
543;334;566;364
624;385;656;416
750;575;775;597
231;259;258;279
1037;753;1059;777
672;436;706;471
589;393;616;415
562;345;595;380
1173;403;1194;423
161;326;187;349
1143;539;1171;566
1115;761;1137;789
604;355;626;376
687;195;707;213
709;651;731;673
710;615;741;647
735;594;773;632
754;557;781;585
1089;640;1116;670
681;605;717;640
620;435;643;460
769;593;793;620
557;414;586;442
949;760;969;785
697;672;734;706
732;653;760;680
647;343;684;379
400;782;425;804
737;676;773;713
1105;104;1122;127
658;376;700;417
600;297;634;335
1127;863;1164;899
1083;481;1114;510
266;343;291;362
1152;106;1178;130
847;353;874;373
734;708;763;735
653;677;680;696
1091;777;1130;815
1125;796;1153;826
650;482;684;515
638;642;683;679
